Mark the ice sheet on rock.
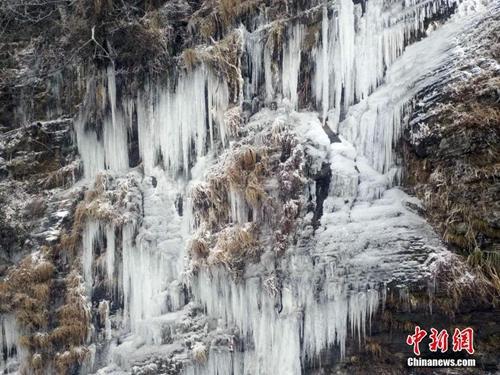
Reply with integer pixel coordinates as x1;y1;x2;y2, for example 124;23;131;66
337;4;489;175
103;303;219;374
121;173;186;335
75;114;105;180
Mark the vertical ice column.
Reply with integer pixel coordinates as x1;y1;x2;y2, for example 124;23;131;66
98;300;112;340
74;115;105;181
282;24;303;109
229;189;249;224
320;5;329;123
245;30;264;99
136;66;229;177
0;314;20;368
103;66;129;173
103;112;129;173
338;0;356;108
75;67;129;181
192;263;382;373
314;0;454;130
105;224;115;286
82;220;100;295
207;71;230;150
264;42;275;102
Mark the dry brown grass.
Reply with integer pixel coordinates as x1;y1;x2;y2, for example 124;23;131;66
437;255;498;311
41;160;80;189
182;31;244;101
189;121;307;275
192;342;208;364
266;21;285;51
192;145;268;232
49;271;90;373
60;172;140;256
182;48;200;71
54;346;89;374
244;175;266;208
189;0;263;40
0;256;54;330
190;238;210;260
209;224;259;269
224;106;242;137
0;247;91;373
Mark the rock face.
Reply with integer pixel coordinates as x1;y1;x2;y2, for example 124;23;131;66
0;0;498;374
404;13;500;269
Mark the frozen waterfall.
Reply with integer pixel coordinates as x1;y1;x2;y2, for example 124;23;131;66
63;0;494;374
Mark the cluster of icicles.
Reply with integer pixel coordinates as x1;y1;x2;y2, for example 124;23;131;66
1;0;463;372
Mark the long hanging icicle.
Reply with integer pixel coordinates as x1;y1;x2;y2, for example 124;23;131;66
136;66;229;177
282;24;303;109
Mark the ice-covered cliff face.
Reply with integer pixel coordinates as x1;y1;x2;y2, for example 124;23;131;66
0;0;498;374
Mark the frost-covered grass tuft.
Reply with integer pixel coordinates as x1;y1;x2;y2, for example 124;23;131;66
192;341;208;364
209;223;259;270
188;112;308;275
0;250;91;373
181;30;244;101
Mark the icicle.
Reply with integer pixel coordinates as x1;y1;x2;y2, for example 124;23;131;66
0;314;19;368
119;175;186;338
106;66;117;129
105;224;115;285
282;24;303;109
74;115;105;181
82;220;100;295
229;189;248;224
320;5;329;123
103;113;129;172
245;30;264;99
75;69;129;181
136;66;229;177
191;267;380;374
264;44;275;102
338;8;464;174
314;0;456;119
98;300;112;340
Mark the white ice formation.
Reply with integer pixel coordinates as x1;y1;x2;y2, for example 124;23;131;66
2;0;495;373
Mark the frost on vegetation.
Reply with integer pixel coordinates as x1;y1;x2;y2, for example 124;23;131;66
181;30;244;101
74;172;142;226
188;114;308;275
404;13;500;288
188;0;264;40
0;251;91;374
192;342;208;364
